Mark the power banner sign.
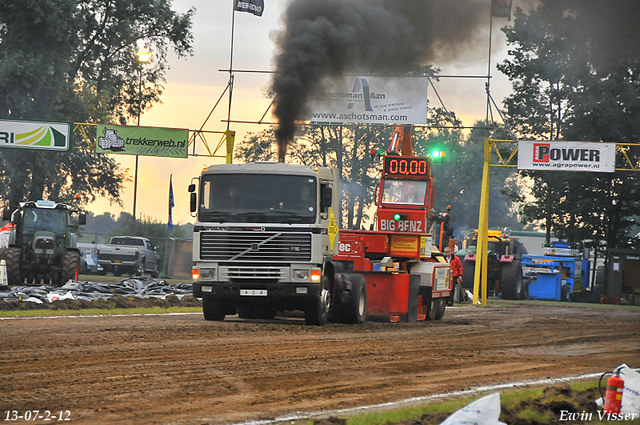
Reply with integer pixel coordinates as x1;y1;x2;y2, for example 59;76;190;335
518;141;616;173
96;125;189;158
0;119;73;152
307;76;428;125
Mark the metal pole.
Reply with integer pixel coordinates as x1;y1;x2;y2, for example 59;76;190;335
133;68;142;235
486;12;493;123
227;3;236;132
473;138;492;306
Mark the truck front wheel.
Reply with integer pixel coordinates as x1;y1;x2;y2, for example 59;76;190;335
305;275;331;326
202;296;226;321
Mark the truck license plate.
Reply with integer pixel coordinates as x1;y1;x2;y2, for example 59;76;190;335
240;289;267;297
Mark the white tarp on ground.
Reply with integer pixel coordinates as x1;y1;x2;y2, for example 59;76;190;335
0;277;193;303
439;392;506;425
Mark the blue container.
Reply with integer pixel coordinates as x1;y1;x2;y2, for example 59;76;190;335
528;272;562;300
522;254;582;301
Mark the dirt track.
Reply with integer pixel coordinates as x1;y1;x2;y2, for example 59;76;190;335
1;302;639;425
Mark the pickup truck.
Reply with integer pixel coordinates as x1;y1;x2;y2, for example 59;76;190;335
96;236;160;278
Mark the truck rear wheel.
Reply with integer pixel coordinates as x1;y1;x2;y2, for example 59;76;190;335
343;274;366;324
5;247;23;286
428;297;446;321
60;251;80;286
500;260;523;300
203;296;226;321
305;275;331;326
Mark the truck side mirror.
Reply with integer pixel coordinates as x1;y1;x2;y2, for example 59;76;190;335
79;213;87;225
2;208;11;221
190;192;197;213
188;184;196;193
321;186;332;210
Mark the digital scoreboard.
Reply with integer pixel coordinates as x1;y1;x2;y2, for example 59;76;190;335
383;156;430;178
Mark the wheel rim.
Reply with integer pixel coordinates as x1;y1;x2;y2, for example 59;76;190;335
320;286;331;314
357;287;365;315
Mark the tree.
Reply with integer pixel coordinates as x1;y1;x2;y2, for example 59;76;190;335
499;0;640;249
0;0;194;209
413;111;524;234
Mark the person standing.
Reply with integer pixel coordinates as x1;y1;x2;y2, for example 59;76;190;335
444;246;466;304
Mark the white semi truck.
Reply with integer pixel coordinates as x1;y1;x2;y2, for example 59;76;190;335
189;161;343;325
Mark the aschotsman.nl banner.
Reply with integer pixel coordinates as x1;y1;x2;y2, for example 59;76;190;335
518;141;616;173
96;125;189;158
306;76;428;125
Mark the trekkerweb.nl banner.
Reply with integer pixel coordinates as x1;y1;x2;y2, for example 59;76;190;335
96;125;189;158
306;76;428;125
518;141;616;173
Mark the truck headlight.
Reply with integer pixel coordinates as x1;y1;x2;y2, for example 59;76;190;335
294;269;310;280
199;269;216;280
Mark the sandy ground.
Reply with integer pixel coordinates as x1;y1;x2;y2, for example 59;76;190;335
1;302;639;424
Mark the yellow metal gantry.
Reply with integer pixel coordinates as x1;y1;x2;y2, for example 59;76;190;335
73;123;236;164
473;138;640;306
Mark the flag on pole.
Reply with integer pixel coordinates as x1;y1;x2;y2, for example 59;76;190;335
168;174;174;230
491;0;513;19
234;0;264;17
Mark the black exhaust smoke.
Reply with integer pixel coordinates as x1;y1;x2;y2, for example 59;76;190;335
270;0;640;160
270;0;491;160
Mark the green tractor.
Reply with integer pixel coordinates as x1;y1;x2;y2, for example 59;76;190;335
1;200;86;286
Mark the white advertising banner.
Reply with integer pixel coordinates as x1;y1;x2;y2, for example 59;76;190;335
0;119;73;152
306;76;428;125
518;141;616;173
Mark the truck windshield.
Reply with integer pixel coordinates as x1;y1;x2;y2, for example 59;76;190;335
381;180;427;205
21;208;67;234
199;174;317;224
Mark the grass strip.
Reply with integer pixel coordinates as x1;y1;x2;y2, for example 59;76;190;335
297;380;640;425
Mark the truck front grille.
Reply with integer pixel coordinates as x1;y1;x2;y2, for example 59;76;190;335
200;231;311;262
221;266;286;282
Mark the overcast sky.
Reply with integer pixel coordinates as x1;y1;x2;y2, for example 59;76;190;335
88;0;528;226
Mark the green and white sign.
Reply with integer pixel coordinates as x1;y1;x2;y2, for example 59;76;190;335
96;125;189;158
0;119;73;152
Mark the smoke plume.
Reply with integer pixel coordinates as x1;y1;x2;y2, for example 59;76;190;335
270;0;491;160
270;0;640;160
